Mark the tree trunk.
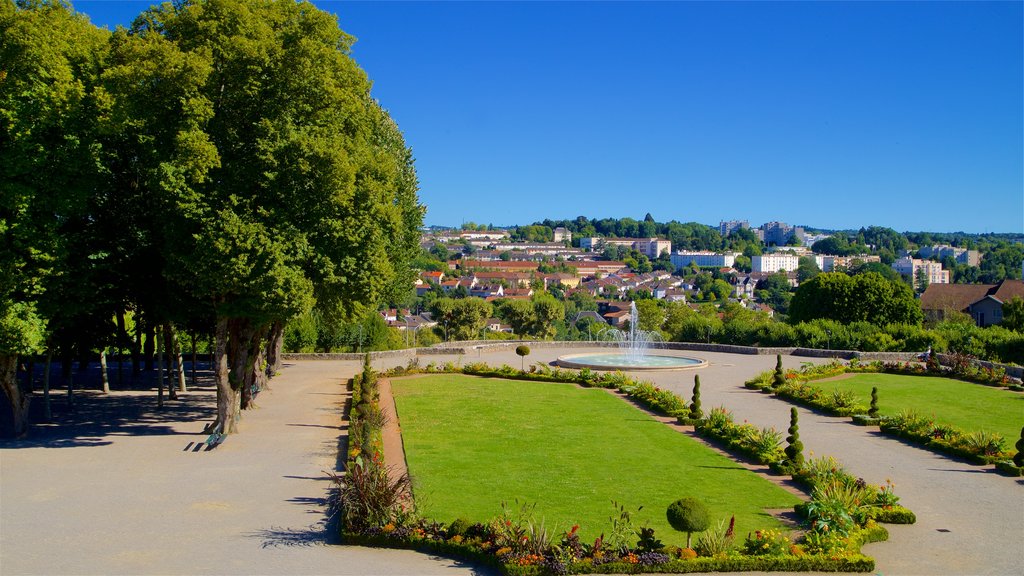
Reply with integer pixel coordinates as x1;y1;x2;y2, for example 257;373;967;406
190;330;197;388
156;329;164;409
132;321;142;377
265;320;284;378
144;325;155;372
116;310;127;386
172;325;186;392
0;353;29;438
100;348;110;394
42;349;52;421
213;317;240;434
238;321;267;411
161;324;177;400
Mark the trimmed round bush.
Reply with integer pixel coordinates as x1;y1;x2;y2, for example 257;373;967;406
667;497;710;548
515;345;530;370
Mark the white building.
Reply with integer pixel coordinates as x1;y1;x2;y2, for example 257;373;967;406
553;227;572;243
752;254;800;273
671;251;739;269
579;237;671;259
813;254;881;272
892;257;950;287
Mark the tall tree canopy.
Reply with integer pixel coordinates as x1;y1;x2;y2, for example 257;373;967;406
789;272;922;326
0;0;422;437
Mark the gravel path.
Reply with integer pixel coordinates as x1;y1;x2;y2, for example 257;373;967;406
0;360;484;576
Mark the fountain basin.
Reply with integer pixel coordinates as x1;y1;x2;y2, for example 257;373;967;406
556;353;707;371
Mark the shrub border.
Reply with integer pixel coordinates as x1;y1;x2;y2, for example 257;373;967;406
745;362;1018;465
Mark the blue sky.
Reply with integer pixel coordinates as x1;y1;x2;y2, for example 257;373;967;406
76;1;1023;233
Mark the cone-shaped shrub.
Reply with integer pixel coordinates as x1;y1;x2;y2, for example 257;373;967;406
1014;427;1024;468
689;375;703;420
868;387;879;418
667;497;710;548
773;354;786;388
785;407;804;468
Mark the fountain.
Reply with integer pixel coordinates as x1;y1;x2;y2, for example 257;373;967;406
556;302;706;371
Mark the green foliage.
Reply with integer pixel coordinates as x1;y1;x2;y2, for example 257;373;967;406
743;529;791;556
785;408;804;468
689;375;703;420
868;387;879;418
666;497;710;547
774;355;786;388
790;272;923;326
1015;427;1024;468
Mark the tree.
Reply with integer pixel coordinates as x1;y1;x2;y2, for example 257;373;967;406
789;272;922;326
531;293;564;339
0;1;109;436
144;0;422;433
666;497;710;549
797;256;821;283
1001;297;1024;332
914;267;929;295
634;300;664;333
515;345;530;371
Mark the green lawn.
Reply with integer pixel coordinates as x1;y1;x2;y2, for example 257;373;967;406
827;373;1024;440
391;374;801;547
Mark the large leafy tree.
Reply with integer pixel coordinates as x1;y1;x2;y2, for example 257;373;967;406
135;0;421;433
0;0;109;436
789;272;922;326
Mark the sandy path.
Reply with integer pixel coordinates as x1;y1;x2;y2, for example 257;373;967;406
0;360;486;576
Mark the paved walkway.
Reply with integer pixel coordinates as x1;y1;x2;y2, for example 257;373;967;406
0;360;485;575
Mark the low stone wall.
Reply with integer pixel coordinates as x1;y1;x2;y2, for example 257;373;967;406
282;341;1020;378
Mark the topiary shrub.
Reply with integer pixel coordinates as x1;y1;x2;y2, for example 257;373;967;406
868;387;879;418
666;497;710;548
515;345;530;371
785;407;804;468
448;518;472;537
773;355;786;389
1015;426;1024;468
689;375;703;420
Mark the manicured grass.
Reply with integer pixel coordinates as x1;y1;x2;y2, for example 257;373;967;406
828;373;1024;441
391;374;801;547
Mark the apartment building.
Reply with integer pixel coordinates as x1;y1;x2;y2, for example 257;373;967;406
751;254;800;273
671;251;739;269
892;257;950;287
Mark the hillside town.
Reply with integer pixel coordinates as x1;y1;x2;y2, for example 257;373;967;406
391;219;1022;339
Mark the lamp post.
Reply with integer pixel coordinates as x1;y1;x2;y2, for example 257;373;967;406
825;329;831;351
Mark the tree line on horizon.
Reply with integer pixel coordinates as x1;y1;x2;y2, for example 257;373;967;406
0;0;422;437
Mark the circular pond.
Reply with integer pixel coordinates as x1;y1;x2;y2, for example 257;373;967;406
556;353;707;371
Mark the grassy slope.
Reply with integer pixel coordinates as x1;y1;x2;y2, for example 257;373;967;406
829;373;1024;440
392;374;800;547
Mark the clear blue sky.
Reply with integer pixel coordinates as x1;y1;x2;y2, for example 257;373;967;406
76;1;1023;233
